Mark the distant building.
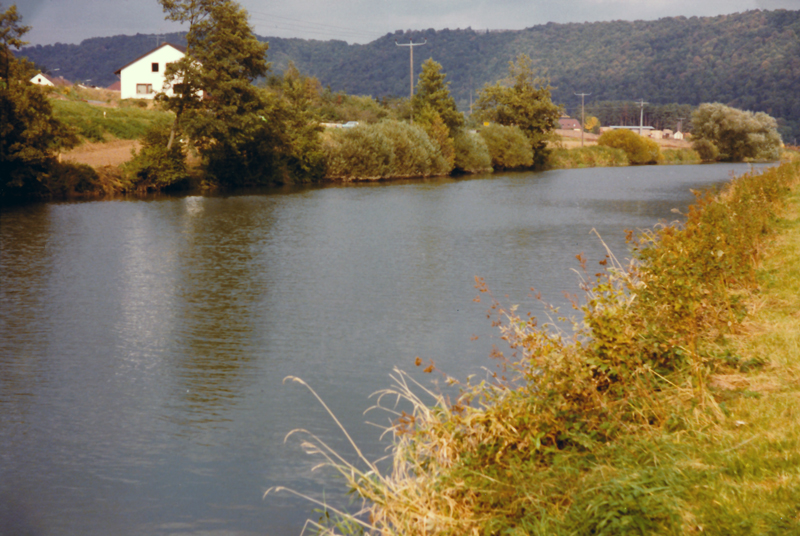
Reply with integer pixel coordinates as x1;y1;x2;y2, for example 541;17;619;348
113;43;186;100
558;117;582;130
30;72;71;87
107;81;121;92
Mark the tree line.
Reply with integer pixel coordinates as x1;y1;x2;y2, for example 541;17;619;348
17;8;800;142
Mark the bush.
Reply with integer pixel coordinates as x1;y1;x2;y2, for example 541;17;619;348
124;124;187;190
598;129;662;164
691;139;720;162
322;120;449;180
478;124;533;169
453;131;492;173
660;147;702;165
691;103;782;162
45;161;101;197
547;145;629;169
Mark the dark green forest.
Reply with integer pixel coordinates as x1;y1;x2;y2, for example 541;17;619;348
18;9;800;141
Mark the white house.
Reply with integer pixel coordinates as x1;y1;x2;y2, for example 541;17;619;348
30;72;70;87
114;43;186;100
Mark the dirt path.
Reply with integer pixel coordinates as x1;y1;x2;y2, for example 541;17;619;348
62;139;140;168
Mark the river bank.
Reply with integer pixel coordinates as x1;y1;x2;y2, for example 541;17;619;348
299;161;800;535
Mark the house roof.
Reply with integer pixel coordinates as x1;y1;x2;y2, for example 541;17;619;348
113;42;187;75
558;118;582;129
107;81;121;91
31;72;72;87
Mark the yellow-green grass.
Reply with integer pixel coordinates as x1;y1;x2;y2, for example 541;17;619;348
51;99;173;143
547;145;629;169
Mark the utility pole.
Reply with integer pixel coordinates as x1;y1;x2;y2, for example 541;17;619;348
395;38;426;122
637;99;648;136
575;92;591;147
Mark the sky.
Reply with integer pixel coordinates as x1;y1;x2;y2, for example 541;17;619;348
13;0;800;47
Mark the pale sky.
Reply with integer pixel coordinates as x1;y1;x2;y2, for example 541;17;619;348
12;0;800;46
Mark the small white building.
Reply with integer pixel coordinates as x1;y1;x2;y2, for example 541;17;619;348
114;43;186;100
30;72;70;87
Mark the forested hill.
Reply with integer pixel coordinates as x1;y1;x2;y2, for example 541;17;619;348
18;9;800;141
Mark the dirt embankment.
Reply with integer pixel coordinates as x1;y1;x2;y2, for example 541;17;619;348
61;139;140;168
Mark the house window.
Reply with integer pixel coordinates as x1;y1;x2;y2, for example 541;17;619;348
136;84;153;95
152;62;159;72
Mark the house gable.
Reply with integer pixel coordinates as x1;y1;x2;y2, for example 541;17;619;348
114;43;186;100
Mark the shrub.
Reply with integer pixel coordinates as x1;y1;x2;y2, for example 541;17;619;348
692;138;720;162
322;120;449;180
45;161;101;197
478;124;533;169
547;145;629;169
598;129;662;165
660;147;702;165
124;124;187;190
453;131;492;173
691;103;782;162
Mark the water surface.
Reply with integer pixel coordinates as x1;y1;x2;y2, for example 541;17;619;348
0;163;768;535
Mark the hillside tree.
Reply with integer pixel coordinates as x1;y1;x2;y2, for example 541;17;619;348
474;54;561;167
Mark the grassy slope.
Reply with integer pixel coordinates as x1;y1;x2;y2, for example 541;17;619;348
51;98;172;143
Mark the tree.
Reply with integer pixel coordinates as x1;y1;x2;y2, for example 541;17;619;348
412;58;463;136
474;54;561;168
584;116;600;134
691;103;782;162
157;0;282;184
1;4;77;201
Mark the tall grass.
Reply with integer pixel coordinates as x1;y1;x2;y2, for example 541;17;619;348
279;161;800;534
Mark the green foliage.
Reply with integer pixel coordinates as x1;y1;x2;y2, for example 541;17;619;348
691;139;720;162
124;123;187;190
474;54;561;168
412;58;463;136
477;123;534;170
692;102;783;162
322;120;449;180
271;63;326;182
1;5;78;202
453;131;492;174
659;148;701;165
45;161;102;197
158;0;278;185
598;129;662;165
547;145;629;169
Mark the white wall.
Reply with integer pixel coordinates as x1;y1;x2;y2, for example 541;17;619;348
119;45;185;100
30;73;54;86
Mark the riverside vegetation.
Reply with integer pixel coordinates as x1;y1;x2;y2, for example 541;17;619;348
1;0;787;203
276;159;800;535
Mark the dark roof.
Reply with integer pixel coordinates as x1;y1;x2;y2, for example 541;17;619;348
113;43;187;75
